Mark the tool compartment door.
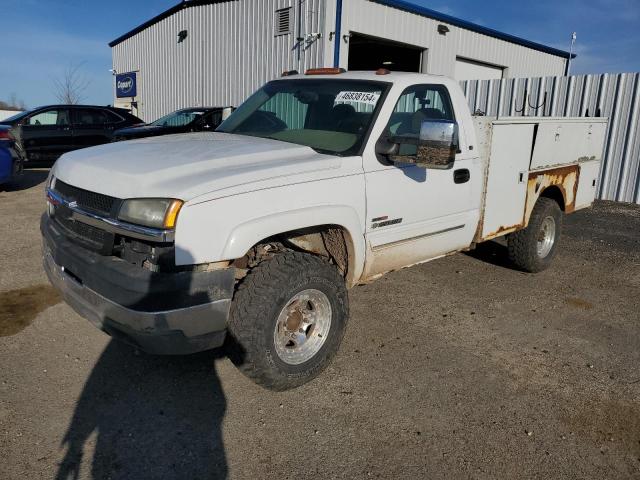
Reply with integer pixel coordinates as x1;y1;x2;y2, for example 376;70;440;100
481;123;535;239
530;120;607;170
575;160;600;209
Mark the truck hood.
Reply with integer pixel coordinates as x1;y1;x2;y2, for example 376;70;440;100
53;132;342;201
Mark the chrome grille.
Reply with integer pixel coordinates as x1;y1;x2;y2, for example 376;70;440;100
54;180;118;216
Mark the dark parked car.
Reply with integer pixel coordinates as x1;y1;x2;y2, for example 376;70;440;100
0;105;143;165
0;125;22;185
112;107;233;141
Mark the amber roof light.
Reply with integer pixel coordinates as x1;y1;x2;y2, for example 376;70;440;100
305;68;346;75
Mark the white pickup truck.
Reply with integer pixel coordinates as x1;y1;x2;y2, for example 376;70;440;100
42;69;606;390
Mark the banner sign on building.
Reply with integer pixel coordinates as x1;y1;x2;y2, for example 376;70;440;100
116;72;137;98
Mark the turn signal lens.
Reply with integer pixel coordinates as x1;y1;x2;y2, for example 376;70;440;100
163;199;183;228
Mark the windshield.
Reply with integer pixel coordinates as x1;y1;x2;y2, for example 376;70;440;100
216;79;389;155
150;110;206;127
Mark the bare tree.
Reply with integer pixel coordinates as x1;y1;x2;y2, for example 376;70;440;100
53;63;91;105
0;93;26;111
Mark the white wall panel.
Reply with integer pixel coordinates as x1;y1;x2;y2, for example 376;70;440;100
455;58;503;81
112;0;568;121
0;110;22;121
336;0;566;78
112;0;327;122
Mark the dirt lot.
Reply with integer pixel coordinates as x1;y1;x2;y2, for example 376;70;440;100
1;170;639;479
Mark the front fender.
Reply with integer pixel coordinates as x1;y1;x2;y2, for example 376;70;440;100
174;175;367;282
222;205;366;282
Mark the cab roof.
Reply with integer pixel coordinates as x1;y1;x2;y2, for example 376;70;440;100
273;70;459;89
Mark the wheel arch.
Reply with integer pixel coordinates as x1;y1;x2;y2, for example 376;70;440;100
539;185;566;212
222;206;365;287
524;165;578;226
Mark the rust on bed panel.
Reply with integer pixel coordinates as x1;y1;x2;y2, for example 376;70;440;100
525;164;579;223
480;164;580;240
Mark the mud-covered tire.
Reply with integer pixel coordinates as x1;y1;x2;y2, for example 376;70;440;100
227;251;349;391
508;197;562;273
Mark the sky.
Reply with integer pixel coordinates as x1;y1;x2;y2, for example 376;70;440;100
1;0;638;109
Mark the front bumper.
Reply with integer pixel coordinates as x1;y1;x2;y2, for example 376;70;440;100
42;214;235;355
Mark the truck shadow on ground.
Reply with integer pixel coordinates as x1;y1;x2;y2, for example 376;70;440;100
55;341;228;480
464;240;514;270
2;168;49;192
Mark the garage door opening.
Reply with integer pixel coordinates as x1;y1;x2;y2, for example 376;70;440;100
347;33;423;72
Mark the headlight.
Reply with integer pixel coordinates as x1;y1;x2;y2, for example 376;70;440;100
117;198;183;229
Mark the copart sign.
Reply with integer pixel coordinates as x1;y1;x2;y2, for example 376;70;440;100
116;72;137;98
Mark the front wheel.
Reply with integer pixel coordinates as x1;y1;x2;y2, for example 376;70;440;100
227;251;349;391
508;197;563;273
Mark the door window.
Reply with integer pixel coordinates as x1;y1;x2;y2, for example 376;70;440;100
385;84;454;155
25;109;70;126
74;108;109;125
103;109;124;123
201;110;222;128
387;84;454;136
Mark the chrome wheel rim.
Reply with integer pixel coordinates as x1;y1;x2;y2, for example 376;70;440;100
537;216;556;258
273;289;332;365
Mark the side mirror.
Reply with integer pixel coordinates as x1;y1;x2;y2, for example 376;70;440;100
386;120;459;169
375;136;399;156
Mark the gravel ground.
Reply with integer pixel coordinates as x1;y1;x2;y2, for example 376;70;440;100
1;170;639;480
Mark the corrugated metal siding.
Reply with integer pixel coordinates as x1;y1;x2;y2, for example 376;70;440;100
112;0;569;121
337;0;566;78
112;0;326;122
462;73;640;204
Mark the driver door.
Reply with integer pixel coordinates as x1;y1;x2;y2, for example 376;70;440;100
363;84;480;277
20;108;72;163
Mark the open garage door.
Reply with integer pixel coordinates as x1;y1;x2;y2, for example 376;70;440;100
455;57;504;81
348;33;423;72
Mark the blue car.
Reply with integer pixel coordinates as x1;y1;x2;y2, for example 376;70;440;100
0;125;22;186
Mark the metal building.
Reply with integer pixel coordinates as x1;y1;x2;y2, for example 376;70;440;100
110;0;574;121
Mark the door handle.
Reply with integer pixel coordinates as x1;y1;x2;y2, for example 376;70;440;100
453;168;470;184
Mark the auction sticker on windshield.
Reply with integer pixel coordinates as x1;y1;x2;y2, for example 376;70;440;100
335;91;380;106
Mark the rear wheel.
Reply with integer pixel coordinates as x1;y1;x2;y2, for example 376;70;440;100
227;251;349;391
508;197;562;272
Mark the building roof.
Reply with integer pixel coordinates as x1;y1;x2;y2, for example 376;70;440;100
109;0;576;60
109;0;216;47
371;0;575;59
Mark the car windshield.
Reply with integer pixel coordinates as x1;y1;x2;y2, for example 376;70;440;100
216;79;389;156
150;110;206;127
